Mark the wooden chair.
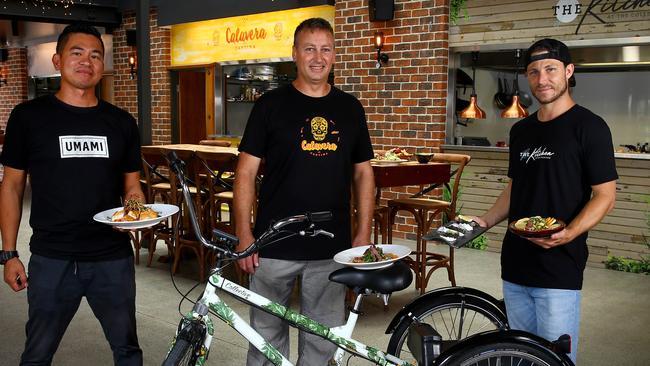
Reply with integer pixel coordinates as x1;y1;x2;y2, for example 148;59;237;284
194;150;237;234
194;150;250;286
136;146;177;266
199;139;232;147
141;146;172;203
386;153;471;294
164;149;213;281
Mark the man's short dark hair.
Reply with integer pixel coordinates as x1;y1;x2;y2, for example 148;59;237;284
293;18;334;46
56;23;104;54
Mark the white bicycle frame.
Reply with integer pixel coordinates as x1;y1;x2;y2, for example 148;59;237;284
174;270;415;366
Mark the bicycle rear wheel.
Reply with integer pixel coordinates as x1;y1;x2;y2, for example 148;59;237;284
386;293;507;362
441;341;568;366
162;320;207;366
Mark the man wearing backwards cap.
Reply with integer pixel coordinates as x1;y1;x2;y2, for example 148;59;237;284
472;38;618;363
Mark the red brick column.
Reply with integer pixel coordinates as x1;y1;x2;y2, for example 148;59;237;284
334;0;450;239
0;47;29;181
114;8;172;145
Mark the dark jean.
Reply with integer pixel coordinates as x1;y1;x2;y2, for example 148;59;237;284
20;254;142;366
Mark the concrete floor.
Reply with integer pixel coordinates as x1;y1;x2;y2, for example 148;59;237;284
1;192;649;365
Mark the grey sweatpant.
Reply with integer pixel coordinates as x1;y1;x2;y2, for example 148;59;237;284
246;258;345;366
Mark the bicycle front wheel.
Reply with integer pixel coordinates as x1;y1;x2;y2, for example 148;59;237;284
441;341;568;366
162;320;207;366
387;293;507;362
163;338;198;366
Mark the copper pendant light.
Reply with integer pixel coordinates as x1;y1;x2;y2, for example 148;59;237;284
460;94;486;119
460;51;486;119
501;94;529;118
501;49;529;119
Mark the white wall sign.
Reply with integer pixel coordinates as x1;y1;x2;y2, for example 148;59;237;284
554;0;582;23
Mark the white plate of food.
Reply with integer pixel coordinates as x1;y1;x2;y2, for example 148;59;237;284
333;244;411;270
93;202;179;230
370;158;408;165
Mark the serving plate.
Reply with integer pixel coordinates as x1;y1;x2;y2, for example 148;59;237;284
508;219;566;238
333;244;411;270
370;158;408;165
93;203;179;230
424;219;487;248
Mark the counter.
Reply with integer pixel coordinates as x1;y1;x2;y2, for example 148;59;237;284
440;145;650;268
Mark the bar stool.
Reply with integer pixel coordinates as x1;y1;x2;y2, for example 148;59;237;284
387;153;471;294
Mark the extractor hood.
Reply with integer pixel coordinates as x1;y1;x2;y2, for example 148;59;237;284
459;45;650;72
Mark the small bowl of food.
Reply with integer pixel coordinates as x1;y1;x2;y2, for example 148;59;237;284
415;153;434;163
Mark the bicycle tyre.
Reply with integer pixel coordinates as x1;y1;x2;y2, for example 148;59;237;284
162;338;197;366
162;321;206;366
439;340;568;366
386;293;507;361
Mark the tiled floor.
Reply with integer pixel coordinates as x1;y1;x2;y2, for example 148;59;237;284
1;190;649;365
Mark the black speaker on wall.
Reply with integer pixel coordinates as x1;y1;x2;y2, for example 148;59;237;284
369;0;394;21
126;30;137;47
0;48;8;62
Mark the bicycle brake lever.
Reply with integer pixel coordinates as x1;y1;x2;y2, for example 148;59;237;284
299;229;334;238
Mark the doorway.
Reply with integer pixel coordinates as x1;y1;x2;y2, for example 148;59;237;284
170;66;215;144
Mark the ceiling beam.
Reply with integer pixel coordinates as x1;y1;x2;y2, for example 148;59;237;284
0;1;121;29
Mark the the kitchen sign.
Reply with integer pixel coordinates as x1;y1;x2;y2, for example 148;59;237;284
171;5;334;65
554;0;650;34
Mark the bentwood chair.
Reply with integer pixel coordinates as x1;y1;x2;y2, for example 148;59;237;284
194;150;250;286
194;151;237;234
165;149;214;281
141;146;172;203
136;146;177;266
387;153;471;294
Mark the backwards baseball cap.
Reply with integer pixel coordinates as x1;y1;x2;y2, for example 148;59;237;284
524;38;575;87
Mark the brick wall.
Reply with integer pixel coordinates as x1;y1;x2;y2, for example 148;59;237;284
0;48;29;181
334;0;450;239
114;8;172;145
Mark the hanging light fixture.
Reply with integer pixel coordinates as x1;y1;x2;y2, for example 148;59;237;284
501;49;529;119
460;51;486;119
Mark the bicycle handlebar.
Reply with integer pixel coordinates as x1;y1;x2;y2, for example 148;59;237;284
165;151;333;260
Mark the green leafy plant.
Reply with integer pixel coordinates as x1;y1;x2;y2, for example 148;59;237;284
450;0;469;25
604;195;650;275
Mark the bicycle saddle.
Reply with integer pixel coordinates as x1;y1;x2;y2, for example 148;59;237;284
329;261;413;294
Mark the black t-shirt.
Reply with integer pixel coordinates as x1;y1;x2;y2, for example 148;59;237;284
0;94;141;261
504;104;618;289
239;84;374;260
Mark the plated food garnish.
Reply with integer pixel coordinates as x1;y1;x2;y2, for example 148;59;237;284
352;244;398;263
373;147;412;161
437;226;464;238
111;199;159;222
513;216;561;232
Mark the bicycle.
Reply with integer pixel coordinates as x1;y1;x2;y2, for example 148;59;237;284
161;151;574;366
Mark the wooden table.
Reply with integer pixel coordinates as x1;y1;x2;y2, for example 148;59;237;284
148;144;239;155
371;161;451;201
369;161;451;247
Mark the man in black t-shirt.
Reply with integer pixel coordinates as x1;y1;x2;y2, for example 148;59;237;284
0;24;144;365
474;39;617;363
234;18;375;365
